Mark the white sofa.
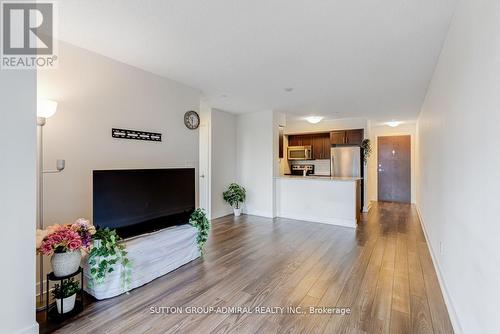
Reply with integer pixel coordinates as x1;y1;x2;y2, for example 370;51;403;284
83;224;199;300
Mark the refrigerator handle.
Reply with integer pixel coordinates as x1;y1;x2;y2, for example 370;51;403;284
330;154;334;177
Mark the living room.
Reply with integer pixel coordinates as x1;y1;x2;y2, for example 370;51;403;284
2;1;500;334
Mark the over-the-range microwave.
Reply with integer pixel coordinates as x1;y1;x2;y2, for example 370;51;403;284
287;146;312;160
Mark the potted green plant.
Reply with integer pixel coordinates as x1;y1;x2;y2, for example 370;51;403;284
52;278;80;314
87;228;131;289
189;208;210;255
223;183;246;216
361;139;372;165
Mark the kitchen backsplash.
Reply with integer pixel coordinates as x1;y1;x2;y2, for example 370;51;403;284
290;159;331;176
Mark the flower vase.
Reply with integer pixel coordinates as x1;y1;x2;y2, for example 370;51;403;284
51;250;81;277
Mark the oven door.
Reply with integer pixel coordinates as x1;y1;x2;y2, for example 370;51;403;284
288;146;312;160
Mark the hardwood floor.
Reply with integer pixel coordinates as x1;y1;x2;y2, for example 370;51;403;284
52;202;453;334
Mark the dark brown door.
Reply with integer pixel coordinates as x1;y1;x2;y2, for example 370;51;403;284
378;135;411;203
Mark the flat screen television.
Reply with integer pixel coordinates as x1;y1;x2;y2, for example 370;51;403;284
93;168;195;238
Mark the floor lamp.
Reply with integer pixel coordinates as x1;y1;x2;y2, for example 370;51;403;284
36;99;65;311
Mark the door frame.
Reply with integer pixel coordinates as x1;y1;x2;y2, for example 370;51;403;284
198;102;212;220
375;134;414;203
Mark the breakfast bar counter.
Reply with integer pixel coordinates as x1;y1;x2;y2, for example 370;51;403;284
274;175;361;228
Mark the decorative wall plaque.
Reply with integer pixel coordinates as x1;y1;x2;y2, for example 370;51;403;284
112;128;162;142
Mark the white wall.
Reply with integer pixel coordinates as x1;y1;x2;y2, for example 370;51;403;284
237;111;274;217
0;72;38;333
211;109;237;219
367;122;417;204
284;117;367;134
37;42;201;284
417;1;500;333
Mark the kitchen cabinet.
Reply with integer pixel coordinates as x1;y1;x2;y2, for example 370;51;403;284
312;133;331;159
289;129;364;159
312;135;323;159
288;135;302;147
330;129;364;146
346;129;363;145
301;135;313;147
330;131;345;145
288;133;330;160
322;135;332;158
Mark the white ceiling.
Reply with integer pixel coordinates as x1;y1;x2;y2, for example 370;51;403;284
57;0;456;121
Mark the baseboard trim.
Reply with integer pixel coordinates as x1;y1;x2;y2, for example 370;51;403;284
15;323;39;334
243;209;274;219
415;205;463;334
211;209;234;220
364;201;374;213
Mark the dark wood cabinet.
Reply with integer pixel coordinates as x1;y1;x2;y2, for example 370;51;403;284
311;134;330;159
330;131;345;145
329;129;364;146
287;129;363;160
301;135;313;147
322;135;331;159
288;133;330;160
312;135;323;160
346;129;363;145
288;135;302;147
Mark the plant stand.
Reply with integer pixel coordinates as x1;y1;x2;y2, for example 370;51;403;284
46;267;84;322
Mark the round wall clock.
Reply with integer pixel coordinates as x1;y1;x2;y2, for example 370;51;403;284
184;110;200;130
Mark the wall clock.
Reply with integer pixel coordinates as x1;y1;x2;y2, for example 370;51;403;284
184;110;200;130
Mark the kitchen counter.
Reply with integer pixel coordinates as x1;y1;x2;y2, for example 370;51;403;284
277;175;362;182
274;175;361;228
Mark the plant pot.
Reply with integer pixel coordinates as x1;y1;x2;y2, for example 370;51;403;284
234;207;242;217
51;250;81;277
55;293;76;314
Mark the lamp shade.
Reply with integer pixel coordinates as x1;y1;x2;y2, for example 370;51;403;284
37;99;58;118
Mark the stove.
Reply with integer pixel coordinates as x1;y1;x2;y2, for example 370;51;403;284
290;164;314;176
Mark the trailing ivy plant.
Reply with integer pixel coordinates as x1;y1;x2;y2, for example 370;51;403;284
189;208;210;255
87;228;131;290
223;183;246;209
361;139;372;165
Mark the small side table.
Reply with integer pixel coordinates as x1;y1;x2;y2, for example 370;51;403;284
46;267;84;322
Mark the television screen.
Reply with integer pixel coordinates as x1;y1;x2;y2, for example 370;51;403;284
93;168;195;238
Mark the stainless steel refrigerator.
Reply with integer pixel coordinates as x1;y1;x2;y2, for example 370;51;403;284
330;146;361;177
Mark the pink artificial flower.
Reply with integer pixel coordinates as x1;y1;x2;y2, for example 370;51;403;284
51;234;63;244
68;239;82;251
36;224;86;255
